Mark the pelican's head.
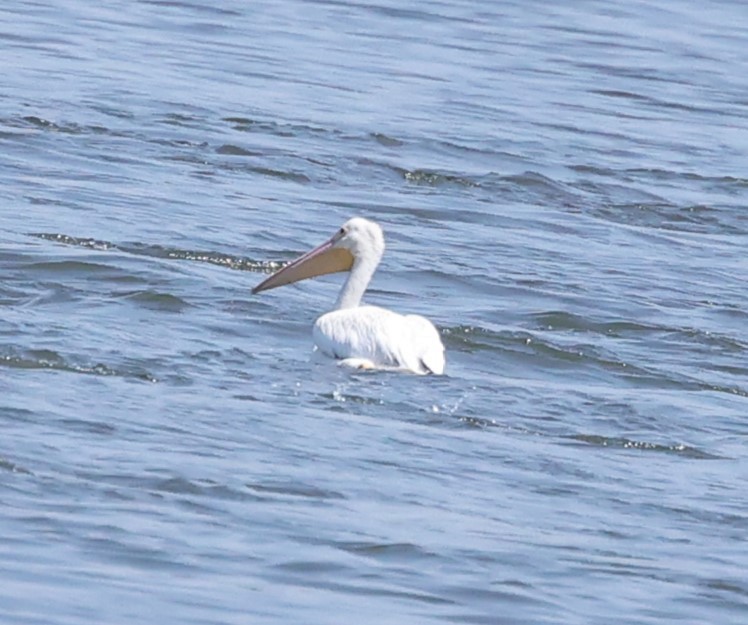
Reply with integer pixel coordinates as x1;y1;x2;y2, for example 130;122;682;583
252;217;384;294
334;217;385;261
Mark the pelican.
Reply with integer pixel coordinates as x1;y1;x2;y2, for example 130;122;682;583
252;217;445;374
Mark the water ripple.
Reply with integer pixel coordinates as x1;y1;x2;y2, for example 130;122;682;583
0;456;32;475
28;232;283;273
565;434;720;459
0;348;156;382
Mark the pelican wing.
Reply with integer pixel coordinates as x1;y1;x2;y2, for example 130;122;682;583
313;305;445;375
403;314;446;375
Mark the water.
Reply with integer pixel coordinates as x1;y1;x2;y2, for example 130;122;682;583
2;0;747;623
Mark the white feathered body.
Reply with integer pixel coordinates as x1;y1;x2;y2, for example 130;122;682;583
314;305;445;375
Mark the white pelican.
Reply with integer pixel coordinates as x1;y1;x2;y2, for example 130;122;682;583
253;217;445;374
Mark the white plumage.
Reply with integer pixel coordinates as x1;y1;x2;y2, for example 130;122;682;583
253;217;445;375
314;305;445;374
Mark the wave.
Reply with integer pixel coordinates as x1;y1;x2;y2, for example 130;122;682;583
28;232;283;273
565;434;719;459
441;322;747;397
0;348;156;382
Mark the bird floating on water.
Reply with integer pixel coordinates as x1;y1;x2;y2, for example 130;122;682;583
253;217;445;374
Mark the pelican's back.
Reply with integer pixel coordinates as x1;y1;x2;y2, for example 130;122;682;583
314;305;445;374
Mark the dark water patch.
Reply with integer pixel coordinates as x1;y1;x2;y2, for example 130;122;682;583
215;143;262;156
81;534;197;572
531;311;661;336
245;166;311;184
568;163;621;178
563;554;668;582
155;476;205;495
157;112;207;128
373;163;581;206
502;170;571;195
612;168;748;188
85;102;135;120
565;434;719;459
138;0;242;16
0;406;36;424
369;132;403;147
24;195;86;209
700;578;748;601
0;348;157;382
246;480;346;501
432;137;518;159
591;202;747;235
435;584;553;616
691;579;748;622
117;290;190;312
589;89;658;104
60;418;117;436
355;159;483;189
198;482;268;503
149;136;210;150
188;349;223;362
702;383;748;399
222;116;330;138
264;569;455;606
0;456;32;475
23;259;122;275
19;115;118;137
0;283;37;306
233;393;260;401
669;327;747;353
589;88;724;115
571;178;670;206
78;473;262;503
641;501;748;533
363;3;475;24
210;155;314;183
337;540;436;562
441;325;516;352
162;152;212;170
273;559;351;575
